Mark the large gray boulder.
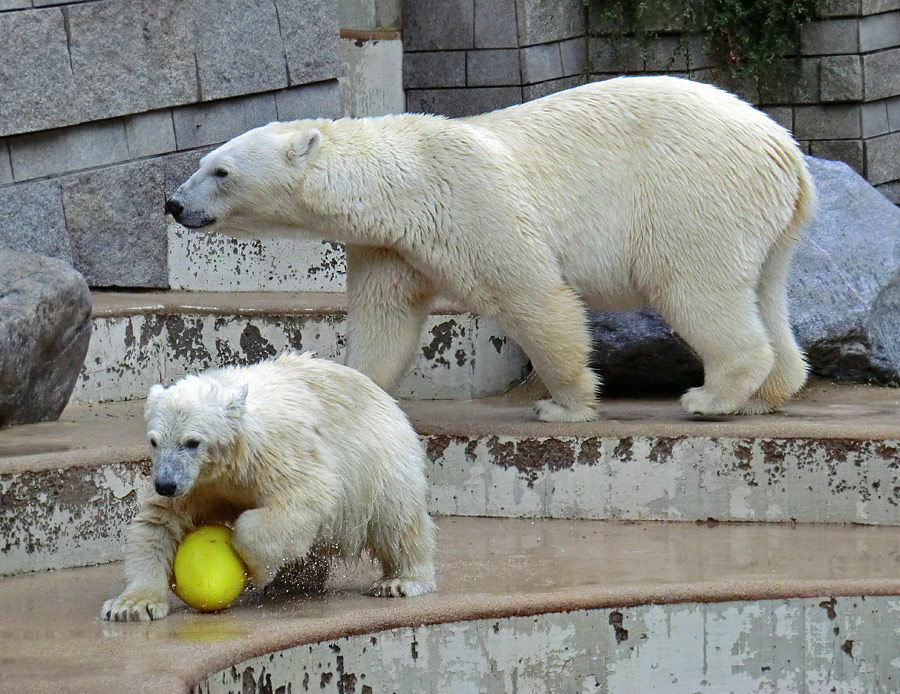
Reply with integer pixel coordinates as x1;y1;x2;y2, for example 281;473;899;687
589;156;900;392
0;250;92;427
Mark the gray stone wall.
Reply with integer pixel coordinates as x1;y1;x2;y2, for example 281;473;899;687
0;1;343;288
403;0;900;203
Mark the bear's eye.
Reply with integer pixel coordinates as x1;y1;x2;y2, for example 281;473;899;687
213;168;228;179
149;437;158;448
184;439;201;450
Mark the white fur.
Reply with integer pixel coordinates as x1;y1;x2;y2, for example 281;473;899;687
170;76;815;421
101;352;436;622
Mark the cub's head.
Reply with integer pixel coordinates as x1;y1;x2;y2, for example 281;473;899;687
144;378;248;497
164;121;323;234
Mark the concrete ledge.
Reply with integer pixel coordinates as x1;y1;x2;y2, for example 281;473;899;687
2;517;899;692
2;381;899;575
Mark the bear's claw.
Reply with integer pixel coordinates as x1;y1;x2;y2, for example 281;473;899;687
102;592;170;622
367;577;434;598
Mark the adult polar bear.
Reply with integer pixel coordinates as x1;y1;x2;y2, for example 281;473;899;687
167;76;815;422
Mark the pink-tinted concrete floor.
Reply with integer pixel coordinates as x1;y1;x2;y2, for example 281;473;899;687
3;517;900;693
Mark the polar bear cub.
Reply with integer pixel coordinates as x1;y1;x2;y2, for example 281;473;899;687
166;76;815;422
102;351;436;622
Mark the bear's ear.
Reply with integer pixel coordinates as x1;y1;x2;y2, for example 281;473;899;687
286;128;322;165
224;384;248;419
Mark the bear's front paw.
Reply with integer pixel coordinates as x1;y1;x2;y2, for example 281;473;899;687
533;399;598;423
367;576;435;598
102;591;170;622
680;387;739;416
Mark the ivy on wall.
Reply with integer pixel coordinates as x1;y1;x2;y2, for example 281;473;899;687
588;0;818;81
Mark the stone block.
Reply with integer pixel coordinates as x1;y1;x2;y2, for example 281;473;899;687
406;87;522;118
794;104;861;139
691;68;760;105
64;0;195;127
0;250;92;426
757;58;820;105
560;38;587;76
860;11;900;52
62;159;168;287
172;93;278;150
403;52;466;89
516;0;586;47
0;0;30;9
800;19;859;55
161;148;215;197
192;0;287;101
523;75;583;101
861;0;900;14
820;55;863;102
888;96;900;130
274;81;343;121
0;180;71;263
467;49;520;87
809;139;864;174
875;180;900;203
861;101;890;137
404;0;474;50
863;48;900;102
761;107;793;132
520;43;562;84
124;110;177;159
274;0;343;87
9;120;129;181
589;0;702;34
815;0;861;17
474;0;518;49
865;131;900;184
589;37;644;73
0;8;79;137
0;140;11;186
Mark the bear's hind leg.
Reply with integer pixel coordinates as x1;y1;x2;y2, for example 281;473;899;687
344;245;434;391
368;508;436;598
658;287;775;416
741;242;808;414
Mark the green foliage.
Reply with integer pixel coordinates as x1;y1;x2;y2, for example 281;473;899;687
589;0;818;81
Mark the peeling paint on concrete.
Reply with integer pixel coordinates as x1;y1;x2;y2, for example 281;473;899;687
168;224;347;292
0;461;148;575
425;435;900;524
73;311;529;404
197;597;900;694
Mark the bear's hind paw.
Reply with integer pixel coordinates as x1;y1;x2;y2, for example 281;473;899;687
102;592;170;622
533;399;598;423
367;576;435;598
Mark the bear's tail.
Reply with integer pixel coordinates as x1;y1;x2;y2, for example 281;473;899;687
784;152;818;242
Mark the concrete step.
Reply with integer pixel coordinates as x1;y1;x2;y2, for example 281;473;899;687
2;381;899;576
73;290;529;404
1;516;898;693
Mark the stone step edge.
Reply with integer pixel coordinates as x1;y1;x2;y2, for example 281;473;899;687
90;290;464;319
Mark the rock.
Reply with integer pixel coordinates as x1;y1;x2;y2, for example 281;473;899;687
788;156;900;385
589;309;702;395
0;251;92;427
589;156;900;393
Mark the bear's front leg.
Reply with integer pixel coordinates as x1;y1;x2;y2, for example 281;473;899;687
231;506;320;589
344;245;434;391
101;496;189;622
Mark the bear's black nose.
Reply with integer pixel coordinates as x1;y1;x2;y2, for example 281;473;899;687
165;197;183;219
155;480;177;496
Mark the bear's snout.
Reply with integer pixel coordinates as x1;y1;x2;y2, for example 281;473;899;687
154;479;178;496
165;197;184;220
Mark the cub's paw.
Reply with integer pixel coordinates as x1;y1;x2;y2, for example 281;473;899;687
680;387;738;416
367;576;435;598
736;393;777;416
102;591;170;622
533;399;598;423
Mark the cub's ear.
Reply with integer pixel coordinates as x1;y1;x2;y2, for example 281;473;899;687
225;384;248;419
286;128;322;164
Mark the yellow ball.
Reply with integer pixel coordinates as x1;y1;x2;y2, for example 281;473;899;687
172;525;247;613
